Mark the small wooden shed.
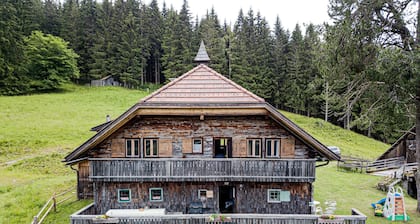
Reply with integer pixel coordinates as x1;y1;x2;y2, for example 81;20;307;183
91;75;120;87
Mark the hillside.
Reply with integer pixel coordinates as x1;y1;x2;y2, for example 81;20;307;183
0;85;417;224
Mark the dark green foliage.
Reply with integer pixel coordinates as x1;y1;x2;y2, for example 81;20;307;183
161;0;195;81
0;0;417;147
23;31;79;91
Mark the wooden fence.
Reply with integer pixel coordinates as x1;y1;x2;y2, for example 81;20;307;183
70;204;366;224
32;187;76;224
90;158;316;182
365;157;404;173
337;157;405;173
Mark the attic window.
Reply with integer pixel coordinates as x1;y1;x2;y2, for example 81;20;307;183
144;139;158;157
247;139;261;157
266;139;280;158
126;139;139;157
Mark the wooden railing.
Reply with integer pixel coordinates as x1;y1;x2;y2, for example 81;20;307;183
32;187;76;224
89;158;316;182
70;203;367;224
366;157;405;173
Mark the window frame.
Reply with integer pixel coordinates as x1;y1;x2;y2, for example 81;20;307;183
265;139;280;158
247;138;261;157
149;188;163;202
267;189;290;203
118;189;131;203
144;138;159;157
126;139;140;157
198;189;207;198
192;138;203;153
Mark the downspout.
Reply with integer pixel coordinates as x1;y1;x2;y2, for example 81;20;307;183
316;160;330;167
70;164;80;199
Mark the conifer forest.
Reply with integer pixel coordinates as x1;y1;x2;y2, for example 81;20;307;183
0;0;419;146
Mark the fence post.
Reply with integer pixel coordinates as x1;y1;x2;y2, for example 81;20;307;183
53;192;57;212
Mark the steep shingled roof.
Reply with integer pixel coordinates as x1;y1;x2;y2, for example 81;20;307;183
140;64;265;104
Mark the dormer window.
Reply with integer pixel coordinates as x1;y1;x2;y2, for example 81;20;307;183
126;139;139;157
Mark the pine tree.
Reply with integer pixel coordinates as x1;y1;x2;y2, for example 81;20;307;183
89;0;113;80
197;7;224;73
78;0;99;83
0;1;28;95
272;16;289;108
61;0;80;50
161;0;194;81
41;0;62;36
144;0;163;84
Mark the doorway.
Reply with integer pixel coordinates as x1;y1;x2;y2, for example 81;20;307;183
214;138;232;158
219;186;235;213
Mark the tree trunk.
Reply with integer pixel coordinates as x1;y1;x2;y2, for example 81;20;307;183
416;82;420;212
415;0;420;213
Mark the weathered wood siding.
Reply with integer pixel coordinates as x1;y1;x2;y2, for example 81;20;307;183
378;133;416;163
87;116;315;159
89;158;316;182
78;160;93;199
93;182;311;215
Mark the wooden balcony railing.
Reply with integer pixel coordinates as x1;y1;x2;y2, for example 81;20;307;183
89;158;316;182
70;203;367;224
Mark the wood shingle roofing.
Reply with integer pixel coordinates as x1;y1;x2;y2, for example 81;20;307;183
140;64;264;104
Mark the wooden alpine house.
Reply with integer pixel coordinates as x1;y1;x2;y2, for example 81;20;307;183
65;42;368;224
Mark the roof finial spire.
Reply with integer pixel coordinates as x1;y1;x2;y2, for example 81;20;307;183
194;40;210;64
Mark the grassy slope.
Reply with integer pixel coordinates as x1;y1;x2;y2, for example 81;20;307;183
0;85;148;223
0;85;418;223
281;111;390;160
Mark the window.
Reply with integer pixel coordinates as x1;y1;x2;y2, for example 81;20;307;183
267;189;290;203
118;189;131;203
144;139;158;157
247;139;261;157
149;188;163;202
193;138;203;153
126;139;139;157
198;189;207;198
266;139;280;158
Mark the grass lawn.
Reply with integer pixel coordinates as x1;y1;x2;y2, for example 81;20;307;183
0;85;148;223
0;84;418;224
314;163;420;223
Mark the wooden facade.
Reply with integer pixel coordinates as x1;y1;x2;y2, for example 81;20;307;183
377;126;416;163
65;62;341;222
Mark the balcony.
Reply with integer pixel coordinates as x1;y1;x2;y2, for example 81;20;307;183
89;158;315;182
70;203;367;224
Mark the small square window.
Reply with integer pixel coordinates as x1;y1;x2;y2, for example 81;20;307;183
193;138;203;153
267;189;290;203
149;188;163;202
118;189;131;203
198;189;207;198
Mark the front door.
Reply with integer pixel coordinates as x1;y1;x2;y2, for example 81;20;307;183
214;138;232;158
219;186;235;213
